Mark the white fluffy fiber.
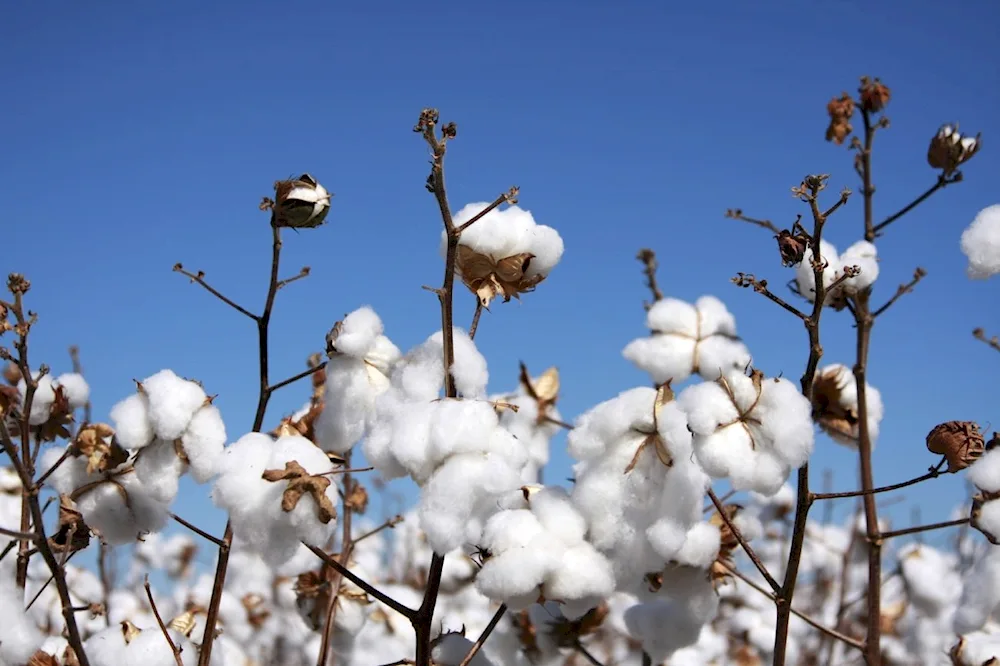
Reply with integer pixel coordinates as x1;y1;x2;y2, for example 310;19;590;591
679;369;814;496
315;306;401;454
795;238;879;302
622;296;751;385
447;202;565;279
961;204;1000;280
212;433;340;566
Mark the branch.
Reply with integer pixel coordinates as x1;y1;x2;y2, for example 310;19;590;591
872;268;927;318
276;266;311;290
268;360;328;393
973;328;1000;354
871;174;961;237
811;458;946;500
457;603;507;666
170;512;226;548
172;264;256;320
725;208;781;233
305;543;416;619
707;488;781;593
732;273;807;320
353;514;404;545
636;248;664;310
881;517;968;540
572;641;607;666
144;575;184;666
468;298;484;341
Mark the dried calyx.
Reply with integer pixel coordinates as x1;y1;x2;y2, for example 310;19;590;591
925;420;986;473
269;173;333;229
455;245;546;308
518;362;560;424
927;123;981;175
261;460;337;524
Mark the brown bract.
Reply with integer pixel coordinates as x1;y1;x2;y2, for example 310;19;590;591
72;423;128;475
775;224;811;267
811;368;860;446
859;76;891;113
950;636;999;666
261;460;337;524
49;494;91;555
624;383;675;474
455;245;545;308
927;124;982;175
709;504;744;589
926;421;985;473
550;602;609;648
518;362;560;423
825;92;855;145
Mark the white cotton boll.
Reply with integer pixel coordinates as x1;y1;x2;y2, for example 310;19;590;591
524;224;565;276
570;468;628;550
180;404;226;483
451;203;563;279
54;372;90;410
839;240;880;293
427;400;498;462
622;336;697;387
543;544;615;618
75;473;170;544
795;239;840;302
431;632;497;666
898;544;961;616
969;448;1000;493
696;336;752;383
672;522;722;568
140;369;207;440
316;356;379;454
332;306;384;358
449;329;489;398
954;547;1000;634
733;511;763;542
567;387;656;461
110;393;155;449
476;542;561;609
384;402;436;482
978;500;1000;540
0;572;43;665
18;373;55;426
962;204;1000;279
133;439;185;503
528;487;587;545
956;632;1000;665
755;378;814;468
623;585;718;664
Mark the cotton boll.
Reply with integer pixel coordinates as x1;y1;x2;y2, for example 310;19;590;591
332;306;384;358
955;632;1000;665
543;543;615;619
110;393;155;449
962;204;1000;279
18;373;55;426
451;203;563;280
54;372;90;410
954;547;1000;634
133;439;185;503
316;355;381;454
524;224;565;276
977;500;1000;541
448;329;489;398
528;487;588;545
0;570;44;665
898;544;961;617
968;448;1000;493
180;404;226;482
427;399;499;463
673;522;723;569
140;369;208;440
839;240;880;293
754;377;814;469
75;473;171;544
795;239;840;302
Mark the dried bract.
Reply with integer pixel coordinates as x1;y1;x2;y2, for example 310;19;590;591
775;225;810;267
926;420;985;473
859;76;891;113
518;361;560;423
825;92;855;145
455;245;545;308
272;173;332;229
49;494;91;554
262;460;338;523
72;423;128;474
927;123;982;175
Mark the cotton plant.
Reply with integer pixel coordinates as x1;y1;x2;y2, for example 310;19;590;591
810;363;884;448
793;238;879;308
567;384;710;587
622;295;752;385
961;203;1000;280
314;305;401;455
447;202;564;308
211;433;341;566
679;367;815;496
363;328;534;554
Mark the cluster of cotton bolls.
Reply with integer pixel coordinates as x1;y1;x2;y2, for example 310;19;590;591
622;296;752;385
38;369;226;544
17;370;90;427
794;238;879;306
362;327;534;555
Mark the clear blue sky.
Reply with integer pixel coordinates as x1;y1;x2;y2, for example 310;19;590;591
4;1;999;572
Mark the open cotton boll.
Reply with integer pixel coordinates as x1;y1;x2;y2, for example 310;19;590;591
83;622;199;666
542;543;616;619
622;296;751;385
567;387;657;461
139;369;208;441
954;547;1000;635
54;372;90;410
955;632;1000;665
17;373;55;426
968;447;1000;493
331;306;385;358
0;569;44;665
316;354;387;454
962;204;1000;280
794;239;840;302
133;439;186;503
838;240;880;293
671;522;722;568
623;575;720;664
813;364;884;448
898;544;961;616
110;393;155;449
449;202;564;276
74;472;171;544
179;404;226;482
430;632;497;666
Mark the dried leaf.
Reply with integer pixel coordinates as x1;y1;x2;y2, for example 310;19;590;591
262;461;337;524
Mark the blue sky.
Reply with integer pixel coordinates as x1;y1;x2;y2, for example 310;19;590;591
3;1;999;574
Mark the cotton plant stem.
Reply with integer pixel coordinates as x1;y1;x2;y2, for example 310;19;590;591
457;603;507;666
316;455;355;666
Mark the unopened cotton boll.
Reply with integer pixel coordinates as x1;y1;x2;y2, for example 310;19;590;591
622;296;751;385
961;204;1000;280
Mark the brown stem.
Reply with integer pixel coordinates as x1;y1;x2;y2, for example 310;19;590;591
173;265;257;320
353;514;404;545
316;454;356;666
144;575;184;666
972;328;1000;354
707;488;780;592
871;174;959;237
636;248;664;309
572;641;607;666
468;298;484;341
812;458;946;500
269;360;328;393
305;543;415;618
872;268;927;318
881;517;968;540
170;512;226;548
457;603;507;666
98;541;113;627
725;209;781;233
197;221;284;666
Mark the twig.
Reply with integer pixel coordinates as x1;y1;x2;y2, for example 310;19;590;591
144;575;184;666
35;446;73;488
317;452;357;666
572;641;607;666
542;415;575;430
703;487;737;514
457;603;507;666
636;248;664;310
305;543;415;619
172;264;256;320
872;268;927;318
881;518;968;540
269;360;328;393
170;512;226;548
732;273;807;320
811;458;946;500
707;488;781;593
469;298;484;341
871;174;960;238
973;328;1000;354
0;525;38;541
277;266;311;290
725;208;781;234
68;345;92;427
456;192;512;233
354;514;404;545
97;542;113;627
